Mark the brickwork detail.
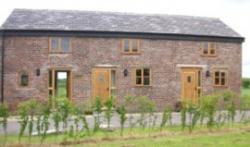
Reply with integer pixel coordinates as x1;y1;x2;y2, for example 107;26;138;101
2;36;242;110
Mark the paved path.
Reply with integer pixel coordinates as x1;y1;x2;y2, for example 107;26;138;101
1;111;250;135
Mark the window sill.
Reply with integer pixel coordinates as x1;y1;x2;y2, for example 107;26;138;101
134;85;152;88
122;52;141;55
17;86;32;90
201;55;217;57
213;85;228;88
49;52;72;54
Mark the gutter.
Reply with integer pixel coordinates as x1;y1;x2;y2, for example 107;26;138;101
3;29;245;43
1;30;4;103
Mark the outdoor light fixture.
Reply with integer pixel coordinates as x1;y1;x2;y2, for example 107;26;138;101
36;69;40;76
123;69;128;77
206;70;210;77
205;66;211;77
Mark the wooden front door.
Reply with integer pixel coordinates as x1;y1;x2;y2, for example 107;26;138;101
92;68;110;101
181;68;202;103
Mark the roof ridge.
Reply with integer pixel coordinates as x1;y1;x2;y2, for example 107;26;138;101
13;8;220;20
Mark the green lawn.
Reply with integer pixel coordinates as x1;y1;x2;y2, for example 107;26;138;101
242;87;250;96
57;79;67;97
2;125;250;147
86;132;250;147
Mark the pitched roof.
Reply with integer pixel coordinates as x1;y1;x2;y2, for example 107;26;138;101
1;9;242;38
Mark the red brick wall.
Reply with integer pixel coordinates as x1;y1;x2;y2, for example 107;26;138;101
2;36;242;110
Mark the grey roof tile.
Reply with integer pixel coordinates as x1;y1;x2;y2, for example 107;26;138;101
1;9;242;38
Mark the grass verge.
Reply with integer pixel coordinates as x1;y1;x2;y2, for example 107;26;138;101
1;124;250;147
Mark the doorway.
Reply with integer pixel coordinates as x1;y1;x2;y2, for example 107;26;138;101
181;68;202;103
48;69;72;99
92;68;116;102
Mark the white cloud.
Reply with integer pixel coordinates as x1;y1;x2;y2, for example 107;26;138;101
0;0;249;77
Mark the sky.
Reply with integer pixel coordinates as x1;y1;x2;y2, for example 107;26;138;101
0;0;249;77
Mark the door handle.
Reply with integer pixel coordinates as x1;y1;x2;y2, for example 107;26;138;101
107;87;109;91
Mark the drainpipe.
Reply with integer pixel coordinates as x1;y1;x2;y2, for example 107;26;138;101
1;30;4;103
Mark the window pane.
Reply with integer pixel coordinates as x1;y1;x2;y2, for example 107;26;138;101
51;38;59;52
221;78;225;85
203;48;208;54
111;70;116;87
136;77;142;85
144;77;150;85
136;69;142;76
215;71;220;77
131;40;138;52
210;49;215;55
187;76;192;83
215;78;220;85
221;72;226;78
124;39;130;52
203;43;208;54
61;38;70;52
21;74;29;86
143;68;150;76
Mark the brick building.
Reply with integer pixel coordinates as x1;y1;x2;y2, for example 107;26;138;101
0;9;244;110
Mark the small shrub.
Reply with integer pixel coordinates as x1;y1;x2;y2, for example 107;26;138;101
81;114;90;135
240;95;250;122
40;103;51;143
180;100;200;132
222;91;237;124
160;106;172;130
56;97;73;132
18;102;29;142
36;102;44;136
104;96;115;129
242;78;250;89
18;98;39;141
216;111;227;128
82;100;93;115
124;95;136;130
0;103;9;138
136;96;156;129
93;97;102;132
180;102;187;130
52;110;61;135
185;101;200;133
68;125;74;138
200;94;219;130
27;99;38;140
71;103;85;139
117;104;127;136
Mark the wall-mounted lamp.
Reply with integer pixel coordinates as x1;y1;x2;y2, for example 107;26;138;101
123;69;128;77
36;69;40;76
206;70;210;77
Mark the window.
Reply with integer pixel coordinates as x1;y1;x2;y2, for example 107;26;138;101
122;39;140;54
50;37;71;53
214;69;228;86
135;68;151;86
110;70;116;97
20;72;29;87
202;42;216;56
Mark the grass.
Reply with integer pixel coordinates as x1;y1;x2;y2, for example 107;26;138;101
242;87;250;96
57;79;67;97
1;124;250;147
